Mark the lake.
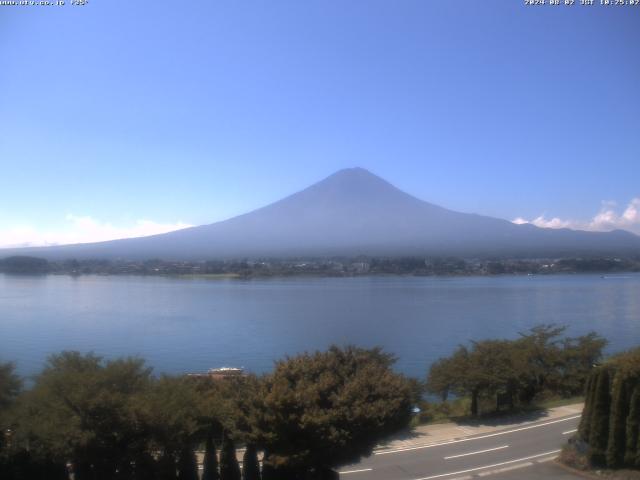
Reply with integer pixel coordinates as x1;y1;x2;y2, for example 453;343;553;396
1;273;639;379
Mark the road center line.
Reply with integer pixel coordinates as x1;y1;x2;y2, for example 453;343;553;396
375;415;580;456
444;445;509;460
412;449;561;480
562;429;578;435
338;468;373;475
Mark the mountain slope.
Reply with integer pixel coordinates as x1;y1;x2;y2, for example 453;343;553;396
3;168;640;260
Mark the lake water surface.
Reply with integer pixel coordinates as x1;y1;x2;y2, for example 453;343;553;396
1;273;639;379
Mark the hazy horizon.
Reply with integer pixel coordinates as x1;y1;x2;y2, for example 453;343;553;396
2;167;640;250
1;167;638;262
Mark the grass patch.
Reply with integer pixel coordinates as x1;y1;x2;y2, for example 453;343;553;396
536;396;584;409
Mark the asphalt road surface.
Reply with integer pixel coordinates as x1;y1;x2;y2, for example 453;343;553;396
339;413;582;480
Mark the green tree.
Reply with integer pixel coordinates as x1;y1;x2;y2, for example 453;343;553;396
14;352;152;479
0;362;21;413
469;340;525;412
427;325;605;418
242;444;260;480
426;346;476;414
177;446;199;480
157;452;177;480
625;386;640;467
426;356;458;402
428;341;525;416
260;453;276;480
606;373;630;467
0;361;21;473
559;332;607;397
137;376;201;460
1;449;68;480
133;451;157;480
588;368;611;466
0;256;49;274
254;345;414;478
219;433;241;480
202;434;220;480
578;372;597;442
572;347;640;469
516;325;565;404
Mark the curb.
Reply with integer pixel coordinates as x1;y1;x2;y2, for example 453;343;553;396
554;458;606;480
373;405;583;455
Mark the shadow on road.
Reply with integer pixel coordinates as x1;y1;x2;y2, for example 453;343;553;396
376;408;553;446
457;408;549;428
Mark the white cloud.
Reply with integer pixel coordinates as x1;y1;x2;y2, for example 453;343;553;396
513;198;640;235
0;215;192;248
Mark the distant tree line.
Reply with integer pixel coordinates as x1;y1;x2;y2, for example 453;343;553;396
0;346;416;480
0;256;49;274
2;255;640;278
426;325;607;416
576;348;640;469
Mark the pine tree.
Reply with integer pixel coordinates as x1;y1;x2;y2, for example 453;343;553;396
242;444;260;480
202;435;220;480
74;459;93;480
636;423;640;469
157;452;177;480
219;434;241;480
624;386;640;467
260;453;276;480
588;368;611;466
116;457;134;480
133;452;157;480
578;372;596;441
177;447;199;480
606;374;630;468
470;388;479;417
41;458;70;480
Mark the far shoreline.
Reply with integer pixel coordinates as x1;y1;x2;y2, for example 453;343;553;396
1;254;639;279
2;270;640;282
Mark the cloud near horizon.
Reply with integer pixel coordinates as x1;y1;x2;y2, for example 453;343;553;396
513;198;640;235
0;215;193;248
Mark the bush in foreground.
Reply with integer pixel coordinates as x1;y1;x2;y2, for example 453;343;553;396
426;325;606;417
254;345;416;479
575;348;640;470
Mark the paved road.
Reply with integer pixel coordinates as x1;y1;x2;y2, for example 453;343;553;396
339;413;581;480
489;461;584;479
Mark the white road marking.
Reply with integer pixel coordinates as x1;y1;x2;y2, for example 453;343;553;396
375;415;580;456
338;468;373;475
477;462;533;476
444;445;509;460
562;429;577;435
412;449;562;480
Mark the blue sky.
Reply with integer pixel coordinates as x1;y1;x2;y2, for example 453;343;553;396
1;0;639;246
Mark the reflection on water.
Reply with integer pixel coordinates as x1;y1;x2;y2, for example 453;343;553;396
0;273;639;378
